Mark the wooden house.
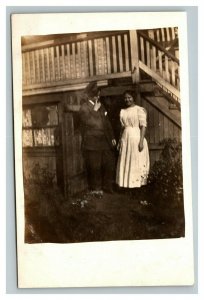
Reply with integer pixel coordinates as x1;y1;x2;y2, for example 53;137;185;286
22;28;181;197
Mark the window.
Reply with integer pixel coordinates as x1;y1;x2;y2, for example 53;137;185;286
22;104;60;147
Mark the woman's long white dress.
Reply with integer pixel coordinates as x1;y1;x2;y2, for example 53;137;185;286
116;105;150;188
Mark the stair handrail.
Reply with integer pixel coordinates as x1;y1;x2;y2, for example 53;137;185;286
139;61;180;101
138;31;179;65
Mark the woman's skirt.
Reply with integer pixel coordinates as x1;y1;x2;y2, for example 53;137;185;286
116;127;150;188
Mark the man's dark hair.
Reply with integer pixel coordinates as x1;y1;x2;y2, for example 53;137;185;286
84;81;100;98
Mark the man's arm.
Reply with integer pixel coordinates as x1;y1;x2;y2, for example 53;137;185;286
79;103;99;127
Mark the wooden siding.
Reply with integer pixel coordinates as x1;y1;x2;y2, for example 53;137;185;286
141;97;181;167
23;148;57;184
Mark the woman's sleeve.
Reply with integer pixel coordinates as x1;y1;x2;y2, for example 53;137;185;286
138;107;147;127
119;109;125;127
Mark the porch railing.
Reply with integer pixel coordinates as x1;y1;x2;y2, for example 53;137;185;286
22;31;132;90
22;29;180;102
146;27;178;43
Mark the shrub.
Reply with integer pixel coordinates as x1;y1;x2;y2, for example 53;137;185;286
147;138;183;207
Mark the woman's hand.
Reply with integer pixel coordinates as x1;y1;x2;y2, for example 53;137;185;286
138;140;144;152
117;141;121;151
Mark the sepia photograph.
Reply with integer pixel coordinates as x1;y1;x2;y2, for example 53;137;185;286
22;27;184;244
12;12;194;288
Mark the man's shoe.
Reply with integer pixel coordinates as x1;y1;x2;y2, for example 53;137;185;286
90;190;103;197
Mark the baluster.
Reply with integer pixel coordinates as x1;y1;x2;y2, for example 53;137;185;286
46;48;50;82
26;52;31;85
124;34;129;71
22;53;26;86
64;45;68;78
88;40;94;76
151;46;156;72
31;51;36;84
177;65;180;88
103;38;108;74
79;41;84;78
171;61;176;86
146;41;150;68
97;39;102;75
99;38;104;75
165;55;170;82
148;29;154;40
140;36;145;63
166;28;170;41
61;45;65;79
50;47;55;81
97;39;104;75
83;41;88;77
171;27;175;40
106;37;111;74
35;49;40;83
71;43;76;79
66;44;71;78
41;49;45;82
94;39;99;75
29;51;34;84
117;35;123;72
56;46;60;81
161;28;165;42
156;30;160;42
158;50;163;76
43;49;47;82
112;36;117;73
76;42;81;78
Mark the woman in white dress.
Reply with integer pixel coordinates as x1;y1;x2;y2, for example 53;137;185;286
116;91;150;188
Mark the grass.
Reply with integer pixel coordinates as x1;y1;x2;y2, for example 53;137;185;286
24;183;185;244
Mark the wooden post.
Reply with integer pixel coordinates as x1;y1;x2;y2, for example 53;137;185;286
129;30;141;104
129;30;140;83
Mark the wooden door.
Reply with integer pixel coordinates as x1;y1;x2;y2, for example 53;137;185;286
62;93;87;197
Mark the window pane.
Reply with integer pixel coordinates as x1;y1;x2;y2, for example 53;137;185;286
47;105;58;125
31;105;58;127
23;109;32;127
34;128;59;146
23;130;33;147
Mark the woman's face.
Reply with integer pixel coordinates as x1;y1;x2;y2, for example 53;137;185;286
124;93;134;107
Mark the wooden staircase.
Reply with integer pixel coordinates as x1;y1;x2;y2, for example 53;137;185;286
137;31;180;105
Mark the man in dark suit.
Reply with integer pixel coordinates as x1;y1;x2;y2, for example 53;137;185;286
79;82;116;196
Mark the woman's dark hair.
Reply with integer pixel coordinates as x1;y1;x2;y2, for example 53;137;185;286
123;90;136;99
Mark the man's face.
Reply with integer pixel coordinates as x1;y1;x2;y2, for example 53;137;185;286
93;91;101;102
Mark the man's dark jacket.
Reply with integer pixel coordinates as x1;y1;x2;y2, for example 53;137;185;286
79;101;115;151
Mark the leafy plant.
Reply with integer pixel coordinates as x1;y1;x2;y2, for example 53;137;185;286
147;138;183;207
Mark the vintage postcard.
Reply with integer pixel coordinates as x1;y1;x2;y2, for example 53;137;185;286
12;12;194;288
